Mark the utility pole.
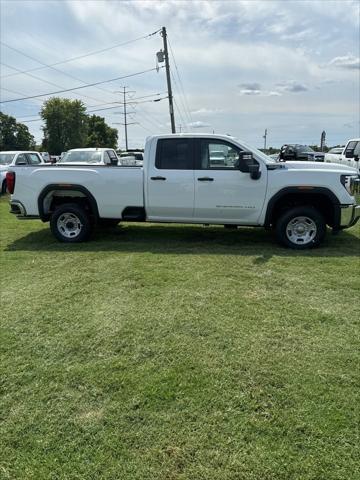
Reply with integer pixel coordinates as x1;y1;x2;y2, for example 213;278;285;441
123;86;129;150
263;129;268;150
161;27;176;133
114;86;136;150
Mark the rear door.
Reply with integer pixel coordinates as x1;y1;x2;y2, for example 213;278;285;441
193;138;267;224
146;138;195;221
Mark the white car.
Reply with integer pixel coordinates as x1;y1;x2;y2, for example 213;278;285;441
40;152;51;163
118;151;143;166
0;151;44;194
325;147;344;164
59;148;119;165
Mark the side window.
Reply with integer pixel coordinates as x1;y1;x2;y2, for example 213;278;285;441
15;154;28;165
106;150;118;163
353;142;360;156
27;153;41;165
155;139;193;169
199;140;241;169
345;141;357;156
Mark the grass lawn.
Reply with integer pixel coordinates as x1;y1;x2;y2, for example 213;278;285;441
0;194;359;480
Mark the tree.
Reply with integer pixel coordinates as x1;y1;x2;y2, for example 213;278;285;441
86;115;118;149
41;98;88;154
0;112;35;150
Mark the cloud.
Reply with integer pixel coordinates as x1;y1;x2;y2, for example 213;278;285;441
191;108;225;115
328;54;360;70
188;121;211;128
239;82;261;91
276;81;309;93
238;84;282;97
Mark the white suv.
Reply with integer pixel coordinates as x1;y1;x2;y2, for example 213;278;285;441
0;151;44;194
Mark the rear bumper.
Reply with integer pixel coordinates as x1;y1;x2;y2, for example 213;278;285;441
340;204;360;228
10;200;26;216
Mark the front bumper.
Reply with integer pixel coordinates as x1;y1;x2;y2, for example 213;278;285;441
340;204;360;228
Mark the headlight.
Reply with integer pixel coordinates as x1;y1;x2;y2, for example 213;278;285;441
341;175;360;196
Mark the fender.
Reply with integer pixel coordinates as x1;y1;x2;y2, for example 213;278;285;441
38;184;99;221
264;186;341;227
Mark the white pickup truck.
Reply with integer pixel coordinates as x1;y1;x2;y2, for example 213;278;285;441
7;134;360;249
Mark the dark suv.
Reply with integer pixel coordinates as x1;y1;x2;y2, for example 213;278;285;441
279;144;325;162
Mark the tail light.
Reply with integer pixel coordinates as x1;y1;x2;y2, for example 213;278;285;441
6;172;15;194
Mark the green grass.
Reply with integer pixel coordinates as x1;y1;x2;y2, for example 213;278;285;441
0;194;359;480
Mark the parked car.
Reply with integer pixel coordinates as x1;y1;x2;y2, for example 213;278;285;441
40;152;51;163
0;151;44;194
325;147;344;164
7;134;359;249
279;144;325;162
59;148;119;165
339;138;360;173
118;151;143;166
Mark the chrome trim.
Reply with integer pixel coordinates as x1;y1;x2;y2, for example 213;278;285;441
340;204;360;227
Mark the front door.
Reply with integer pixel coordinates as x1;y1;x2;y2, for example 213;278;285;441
147;137;195;221
193;138;267;224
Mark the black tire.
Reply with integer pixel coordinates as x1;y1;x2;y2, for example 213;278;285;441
1;180;6;195
50;203;91;243
275;206;326;249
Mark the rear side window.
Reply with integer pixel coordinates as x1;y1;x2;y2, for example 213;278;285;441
155;139;193;169
27;153;41;165
15;154;28;165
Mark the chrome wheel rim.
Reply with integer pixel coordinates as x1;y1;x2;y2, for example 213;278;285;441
57;213;82;239
286;216;317;245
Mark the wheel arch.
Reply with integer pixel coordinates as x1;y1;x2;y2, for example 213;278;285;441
264;187;340;228
38;184;99;222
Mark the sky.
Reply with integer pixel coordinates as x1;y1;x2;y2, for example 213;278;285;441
0;0;359;149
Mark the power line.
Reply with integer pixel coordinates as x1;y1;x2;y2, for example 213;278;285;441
0;44;124;104
170;70;190;128
0;66;164;104
0;30;161;79
168;39;193;125
0;62;111;105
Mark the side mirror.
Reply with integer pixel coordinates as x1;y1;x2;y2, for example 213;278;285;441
354;154;359;162
248;163;261;180
236;152;261;179
235;151;253;171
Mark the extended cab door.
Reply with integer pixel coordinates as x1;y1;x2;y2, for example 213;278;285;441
146;138;195;221
193;138;267;224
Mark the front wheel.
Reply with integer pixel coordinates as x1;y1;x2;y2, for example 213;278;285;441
50;203;91;243
276;206;326;249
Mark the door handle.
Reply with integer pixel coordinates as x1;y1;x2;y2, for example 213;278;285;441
150;176;166;181
197;177;214;181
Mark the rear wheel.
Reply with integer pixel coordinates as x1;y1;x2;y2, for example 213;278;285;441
50;203;91;243
276;206;326;249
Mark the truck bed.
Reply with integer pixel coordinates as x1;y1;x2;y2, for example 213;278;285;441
11;164;144;218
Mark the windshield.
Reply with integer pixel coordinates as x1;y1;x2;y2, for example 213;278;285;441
0;153;15;165
297;145;315;153
60;150;102;163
